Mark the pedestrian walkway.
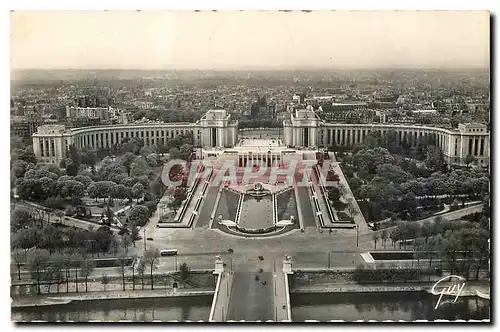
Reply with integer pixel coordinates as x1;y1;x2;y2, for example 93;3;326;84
209;271;233;322
308;169;335;224
178;176;207;225
329;161;370;234
273;272;292;321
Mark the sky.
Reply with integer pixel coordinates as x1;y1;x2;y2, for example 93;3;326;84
10;10;490;70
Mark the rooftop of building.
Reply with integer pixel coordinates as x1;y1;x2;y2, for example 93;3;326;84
412;109;438;113
201;109;229;120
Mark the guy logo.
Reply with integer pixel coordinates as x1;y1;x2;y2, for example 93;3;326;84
430;275;467;309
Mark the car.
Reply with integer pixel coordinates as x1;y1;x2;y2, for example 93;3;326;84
147;237;154;241
64;217;70;220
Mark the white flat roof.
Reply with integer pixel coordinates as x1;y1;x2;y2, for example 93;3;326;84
412;109;437;113
238;138;282;147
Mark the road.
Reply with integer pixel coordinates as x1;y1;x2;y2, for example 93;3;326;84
134;202;484;273
227;272;273;321
194;184;219;228
295;186;316;228
14;193;484;271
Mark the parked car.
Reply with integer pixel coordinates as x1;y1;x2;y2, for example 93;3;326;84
147;237;154;241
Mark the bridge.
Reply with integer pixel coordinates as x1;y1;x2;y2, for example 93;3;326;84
209;256;293;322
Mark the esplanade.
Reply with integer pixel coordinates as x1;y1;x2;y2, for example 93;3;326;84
32;108;489;167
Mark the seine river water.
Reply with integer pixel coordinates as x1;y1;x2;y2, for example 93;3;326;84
12;296;213;322
12;292;489;322
291;292;490;322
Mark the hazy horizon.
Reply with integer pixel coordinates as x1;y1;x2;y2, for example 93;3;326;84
11;11;490;71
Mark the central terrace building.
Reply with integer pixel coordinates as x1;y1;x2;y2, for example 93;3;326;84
32;108;490;167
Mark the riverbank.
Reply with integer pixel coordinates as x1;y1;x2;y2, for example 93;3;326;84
292;281;490;299
11;288;214;308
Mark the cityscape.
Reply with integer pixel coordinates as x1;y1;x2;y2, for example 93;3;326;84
9;10;490;322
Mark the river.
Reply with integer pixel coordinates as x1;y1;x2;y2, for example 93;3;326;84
12;291;490;322
12;296;213;322
291;292;490;321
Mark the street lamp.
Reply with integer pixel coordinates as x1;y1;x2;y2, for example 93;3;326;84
356;225;360;248
143;228;146;251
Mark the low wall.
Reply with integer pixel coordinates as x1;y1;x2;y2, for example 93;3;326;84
284;273;292;321
209;271;233;322
12;289;215;308
209;273;223;322
313;165;337;223
235;225;277;234
174;167;204;223
292;284;425;294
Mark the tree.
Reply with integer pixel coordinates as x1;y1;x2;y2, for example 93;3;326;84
424;237;436;268
11;209;32;231
400;192;418;219
390;228;400;249
464;154;476;169
425;146;446;172
101;274;109;291
130;159;153;178
327;186;341;203
348;177;363;195
113;184;128;202
55;210;64;224
119;152;137;176
439;234;460;275
131;255;138;290
381;230;389;249
116;253;129;291
60;251;74;293
120;234;132;255
11;160;29;178
143;248;160;290
375;164;412;184
130;227;140;247
27;249;50;294
146;153;161;167
178;262;191;287
372;233;379;250
179;144;194;161
346;198;357;218
169;147;180;159
93;226;114;253
168;197;183;215
72;253;83;293
137;259;146;290
414;237;425;267
421;220;432;242
80;256;96;292
66;162;79;176
128;205;150;227
139;146;155;157
102;204;114;226
12;249;26;280
37;224;64;253
17;147;38;164
74;175;93;187
49;253;65;293
472;229;490;280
